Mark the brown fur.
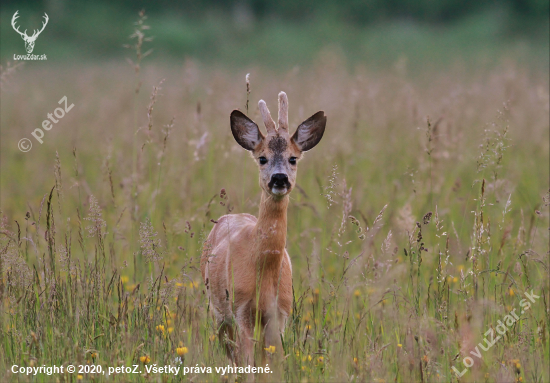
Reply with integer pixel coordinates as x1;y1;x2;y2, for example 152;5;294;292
201;92;326;366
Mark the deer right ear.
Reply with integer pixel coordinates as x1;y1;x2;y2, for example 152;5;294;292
230;110;264;151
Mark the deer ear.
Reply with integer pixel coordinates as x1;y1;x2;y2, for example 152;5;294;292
291;111;326;152
230;110;264;151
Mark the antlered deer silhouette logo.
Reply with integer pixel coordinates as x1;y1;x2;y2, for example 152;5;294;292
11;11;49;54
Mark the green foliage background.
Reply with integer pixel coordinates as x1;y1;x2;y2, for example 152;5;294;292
0;0;548;70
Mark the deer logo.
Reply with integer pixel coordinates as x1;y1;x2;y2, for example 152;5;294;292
11;11;49;54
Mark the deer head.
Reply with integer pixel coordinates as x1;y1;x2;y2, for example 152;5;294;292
11;11;49;54
230;92;326;198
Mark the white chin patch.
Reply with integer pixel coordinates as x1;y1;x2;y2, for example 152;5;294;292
271;187;287;196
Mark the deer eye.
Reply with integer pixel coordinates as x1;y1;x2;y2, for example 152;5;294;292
289;157;297;165
259;157;268;165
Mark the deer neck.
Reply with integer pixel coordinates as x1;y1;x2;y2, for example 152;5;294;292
255;191;289;271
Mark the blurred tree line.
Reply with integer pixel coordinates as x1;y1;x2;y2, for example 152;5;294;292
2;0;547;66
4;0;549;24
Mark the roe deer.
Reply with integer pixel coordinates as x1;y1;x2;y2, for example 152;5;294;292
201;92;326;366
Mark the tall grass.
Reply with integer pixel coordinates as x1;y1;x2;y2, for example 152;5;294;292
0;28;549;382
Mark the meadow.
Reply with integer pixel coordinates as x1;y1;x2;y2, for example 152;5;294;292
1;15;549;382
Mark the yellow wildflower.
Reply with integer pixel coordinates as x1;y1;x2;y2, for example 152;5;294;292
176;347;188;356
264;345;276;354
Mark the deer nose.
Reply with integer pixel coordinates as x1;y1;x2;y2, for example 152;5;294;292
271;173;289;187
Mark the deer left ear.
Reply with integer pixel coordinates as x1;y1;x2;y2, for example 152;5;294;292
291;111;326;152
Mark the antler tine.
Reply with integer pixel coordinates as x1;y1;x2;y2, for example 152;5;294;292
11;11;27;37
32;13;49;38
41;14;49;29
278;91;289;134
11;11;19;25
258;99;277;134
